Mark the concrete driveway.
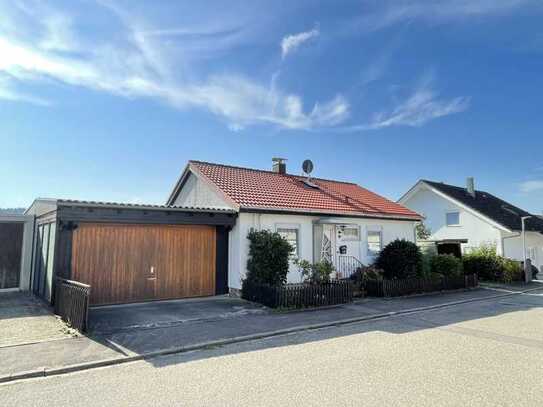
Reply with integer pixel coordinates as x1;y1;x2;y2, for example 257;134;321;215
88;296;267;334
0;292;75;348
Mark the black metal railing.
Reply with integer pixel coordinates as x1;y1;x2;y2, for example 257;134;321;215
335;255;364;279
364;274;478;298
54;278;91;332
242;280;353;309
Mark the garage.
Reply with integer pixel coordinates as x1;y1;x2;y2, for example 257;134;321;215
25;199;236;306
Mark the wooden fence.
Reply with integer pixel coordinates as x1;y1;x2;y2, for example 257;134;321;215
53;278;91;332
364;274;478;298
242;280;353;309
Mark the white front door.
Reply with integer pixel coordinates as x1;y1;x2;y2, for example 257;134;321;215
335;225;361;277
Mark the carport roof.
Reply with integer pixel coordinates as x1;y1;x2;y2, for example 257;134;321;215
26;198;236;214
56;199;236;213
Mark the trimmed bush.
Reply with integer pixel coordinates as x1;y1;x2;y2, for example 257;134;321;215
430;254;463;277
375;239;422;280
245;229;293;286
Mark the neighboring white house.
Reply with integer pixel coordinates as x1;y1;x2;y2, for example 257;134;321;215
399;178;543;271
167;159;422;292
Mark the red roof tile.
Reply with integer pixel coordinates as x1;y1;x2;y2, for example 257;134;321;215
189;161;421;220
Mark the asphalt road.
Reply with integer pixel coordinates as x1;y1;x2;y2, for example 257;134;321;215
3;289;543;406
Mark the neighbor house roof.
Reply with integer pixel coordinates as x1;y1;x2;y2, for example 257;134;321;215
168;161;421;220
421;180;543;233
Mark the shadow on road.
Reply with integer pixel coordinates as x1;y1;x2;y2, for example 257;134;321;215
88;287;543;370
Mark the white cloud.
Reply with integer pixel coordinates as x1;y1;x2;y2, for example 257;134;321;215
350;0;540;32
369;88;470;129
0;77;51;106
0;4;346;130
519;180;543;193
281;27;319;59
337;74;469;132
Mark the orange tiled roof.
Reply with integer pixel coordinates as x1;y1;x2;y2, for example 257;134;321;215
189;161;421;220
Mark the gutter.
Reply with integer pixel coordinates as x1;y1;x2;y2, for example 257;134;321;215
240;207;421;222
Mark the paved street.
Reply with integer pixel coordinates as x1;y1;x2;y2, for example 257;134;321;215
3;288;543;406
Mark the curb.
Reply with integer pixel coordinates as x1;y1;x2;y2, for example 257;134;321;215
1;285;540;385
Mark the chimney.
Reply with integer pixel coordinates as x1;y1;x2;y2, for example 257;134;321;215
272;157;287;175
466;177;476;198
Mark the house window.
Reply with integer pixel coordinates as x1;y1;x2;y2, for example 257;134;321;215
341;226;360;241
277;227;299;256
367;231;382;256
446;211;460;226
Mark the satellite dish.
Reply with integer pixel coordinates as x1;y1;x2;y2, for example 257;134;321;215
302;159;314;175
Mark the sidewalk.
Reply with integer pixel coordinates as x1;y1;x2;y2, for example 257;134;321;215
2;285;541;383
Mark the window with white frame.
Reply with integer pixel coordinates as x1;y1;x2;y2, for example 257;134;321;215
341;226;360;241
367;231;382;256
446;211;460;226
276;227;299;256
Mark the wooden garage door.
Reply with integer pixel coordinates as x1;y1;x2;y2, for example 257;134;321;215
71;224;216;305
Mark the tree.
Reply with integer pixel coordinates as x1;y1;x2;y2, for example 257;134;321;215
416;222;431;240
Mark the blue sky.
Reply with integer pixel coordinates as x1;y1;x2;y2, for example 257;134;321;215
1;0;543;212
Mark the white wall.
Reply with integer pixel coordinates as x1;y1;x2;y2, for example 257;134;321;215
173;173;233;209
228;212;416;289
502;231;543;270
402;187;503;254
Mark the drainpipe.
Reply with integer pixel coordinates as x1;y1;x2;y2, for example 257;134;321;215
522;216;532;266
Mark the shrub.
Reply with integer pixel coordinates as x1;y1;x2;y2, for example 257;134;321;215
294;259;335;284
502;259;523;283
430;254;463;277
416;222;431;240
375;239;422;280
245;229;293;286
420;252;436;279
462;245;504;281
310;260;335;283
349;265;384;283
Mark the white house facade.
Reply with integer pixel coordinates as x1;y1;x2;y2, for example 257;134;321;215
168;159;421;292
399;178;543;271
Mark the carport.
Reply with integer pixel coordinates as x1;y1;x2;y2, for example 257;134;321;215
25;199;236;306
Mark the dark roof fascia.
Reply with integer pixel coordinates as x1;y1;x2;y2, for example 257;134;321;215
57;204;237;227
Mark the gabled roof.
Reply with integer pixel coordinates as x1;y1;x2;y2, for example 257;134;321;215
168;160;421;220
419;180;543;233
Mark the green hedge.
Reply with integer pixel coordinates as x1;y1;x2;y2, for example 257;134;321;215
375;239;422;279
430;254;463;278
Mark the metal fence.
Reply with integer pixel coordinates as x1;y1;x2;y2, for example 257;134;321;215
335;255;363;279
242;280;353;309
53;277;91;332
364;274;478;298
